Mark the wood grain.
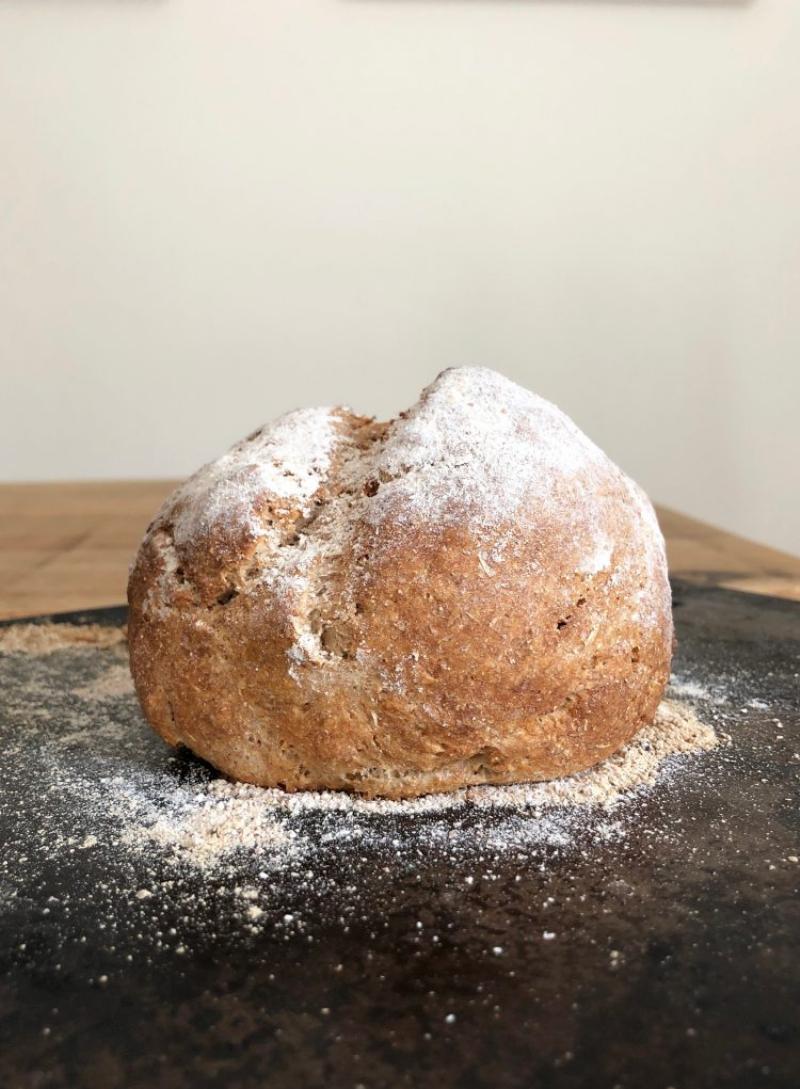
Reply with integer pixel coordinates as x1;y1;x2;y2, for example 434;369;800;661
1;481;798;620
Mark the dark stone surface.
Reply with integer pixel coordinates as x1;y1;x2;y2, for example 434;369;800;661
0;581;798;1089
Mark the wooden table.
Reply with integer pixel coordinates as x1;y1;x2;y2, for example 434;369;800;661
1;481;799;620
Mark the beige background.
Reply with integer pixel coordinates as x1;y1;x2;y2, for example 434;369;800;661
1;0;798;555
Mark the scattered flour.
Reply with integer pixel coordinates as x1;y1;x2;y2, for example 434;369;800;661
0;622;126;655
118;780;298;868
73;664;135;701
668;677;712;702
361;367;609;530
170;405;339;552
138;366;671;689
103;699;714;871
160;368;619;550
0;627;717;875
0;627;728;957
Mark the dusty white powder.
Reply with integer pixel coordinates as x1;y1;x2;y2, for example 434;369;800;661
119;787;297;867
141;368;671;682
669;677;712;700
364;367;609;529
161;368;620;549
0;623;127;655
170;405;339;551
73;664;135;701
1;624;717;876
1;631;717;874
1;630;740;957
113;698;714;870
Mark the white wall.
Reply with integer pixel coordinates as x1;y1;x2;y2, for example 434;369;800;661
1;0;798;555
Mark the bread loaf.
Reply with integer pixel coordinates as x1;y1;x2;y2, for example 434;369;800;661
128;367;673;798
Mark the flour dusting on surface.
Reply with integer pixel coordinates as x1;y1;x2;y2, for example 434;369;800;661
0;622;126;655
1;628;716;875
109;698;715;870
73;663;135;701
1;621;778;967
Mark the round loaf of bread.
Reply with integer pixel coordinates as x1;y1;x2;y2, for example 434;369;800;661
128;367;673;798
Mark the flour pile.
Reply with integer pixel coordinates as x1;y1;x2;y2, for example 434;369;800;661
0;623;717;875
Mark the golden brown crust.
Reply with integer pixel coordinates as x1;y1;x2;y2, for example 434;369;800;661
128;368;673;798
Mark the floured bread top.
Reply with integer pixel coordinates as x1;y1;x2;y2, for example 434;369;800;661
142;367;667;646
170;405;340;554
164;367;656;546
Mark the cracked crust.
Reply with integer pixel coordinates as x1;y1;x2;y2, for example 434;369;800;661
127;368;673;798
